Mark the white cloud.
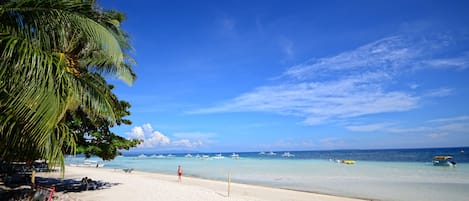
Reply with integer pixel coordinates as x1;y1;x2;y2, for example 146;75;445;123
129;126;145;139
284;36;419;80
192;78;419;125
142;123;154;134
346;123;394;132
172;139;203;148
172;132;215;139
438;123;469;132
128;124;171;148
127;124;211;149
423;53;469;70
409;83;419;90
424;88;453;97
190;33;468;125
429;115;469;123
427;133;449;139
319;138;346;147
346;116;469;138
280;38;294;60
145;131;170;147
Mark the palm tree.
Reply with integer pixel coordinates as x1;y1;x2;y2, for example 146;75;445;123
0;0;136;171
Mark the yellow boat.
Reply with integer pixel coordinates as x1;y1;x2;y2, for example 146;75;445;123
341;160;355;165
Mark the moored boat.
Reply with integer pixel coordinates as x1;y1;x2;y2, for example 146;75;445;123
433;156;456;166
70;159;104;167
282;152;295;157
231;153;240;159
341;160;355;165
155;154;165;158
213;153;225;159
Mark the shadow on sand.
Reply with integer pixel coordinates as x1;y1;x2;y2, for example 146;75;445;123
0;176;121;201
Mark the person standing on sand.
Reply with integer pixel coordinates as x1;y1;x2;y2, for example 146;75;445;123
177;165;183;182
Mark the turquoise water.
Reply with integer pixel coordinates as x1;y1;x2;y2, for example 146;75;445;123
67;149;469;201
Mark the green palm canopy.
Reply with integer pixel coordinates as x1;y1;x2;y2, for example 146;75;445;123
0;0;137;171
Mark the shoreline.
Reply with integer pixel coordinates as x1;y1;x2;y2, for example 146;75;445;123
36;166;370;201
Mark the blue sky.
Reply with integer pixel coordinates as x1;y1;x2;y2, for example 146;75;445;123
100;0;469;152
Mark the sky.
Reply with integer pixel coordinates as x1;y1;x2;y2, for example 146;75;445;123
99;0;469;152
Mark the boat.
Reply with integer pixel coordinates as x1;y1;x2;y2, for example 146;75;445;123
167;154;175;158
213;153;225;159
201;155;211;160
184;154;193;158
266;151;277;156
433;156;456;166
155;154;165;158
341;160;355;165
137;154;147;158
231;153;240;159
71;159;104;168
259;151;266;155
282;152;295;157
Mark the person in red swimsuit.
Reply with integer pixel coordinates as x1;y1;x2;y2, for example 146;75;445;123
177;165;183;182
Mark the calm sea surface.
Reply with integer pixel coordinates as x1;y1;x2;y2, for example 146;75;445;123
67;147;469;201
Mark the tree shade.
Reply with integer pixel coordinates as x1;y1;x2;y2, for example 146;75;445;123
0;0;139;172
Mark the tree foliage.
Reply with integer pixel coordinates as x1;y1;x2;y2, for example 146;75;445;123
66;84;142;160
0;0;140;171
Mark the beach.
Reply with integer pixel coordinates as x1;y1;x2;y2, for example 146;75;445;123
37;166;366;201
60;149;469;201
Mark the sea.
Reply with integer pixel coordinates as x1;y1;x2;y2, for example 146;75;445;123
66;147;469;201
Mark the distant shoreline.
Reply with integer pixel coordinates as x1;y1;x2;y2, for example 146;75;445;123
122;146;469;155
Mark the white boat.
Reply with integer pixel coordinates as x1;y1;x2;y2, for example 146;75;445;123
433;156;456;166
195;154;201;158
213;153;225;159
201;155;211;160
155;154;165;158
259;151;266;155
231;153;240;159
184;154;193;158
137;154;147;158
282;152;295;157
167;154;175;158
266;151;277;156
71;159;104;168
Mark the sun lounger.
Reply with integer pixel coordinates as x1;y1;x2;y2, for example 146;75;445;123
123;168;134;173
80;177;109;190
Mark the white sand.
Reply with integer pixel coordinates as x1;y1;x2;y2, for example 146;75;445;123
36;166;367;201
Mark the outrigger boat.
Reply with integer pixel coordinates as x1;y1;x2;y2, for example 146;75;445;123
433;156;456;166
231;153;240;159
341;160;355;165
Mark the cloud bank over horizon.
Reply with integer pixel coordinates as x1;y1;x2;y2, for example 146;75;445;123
127;123;211;149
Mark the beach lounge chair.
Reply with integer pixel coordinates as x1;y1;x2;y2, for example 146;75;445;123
80;177;109;190
81;177;98;190
123;168;134;173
